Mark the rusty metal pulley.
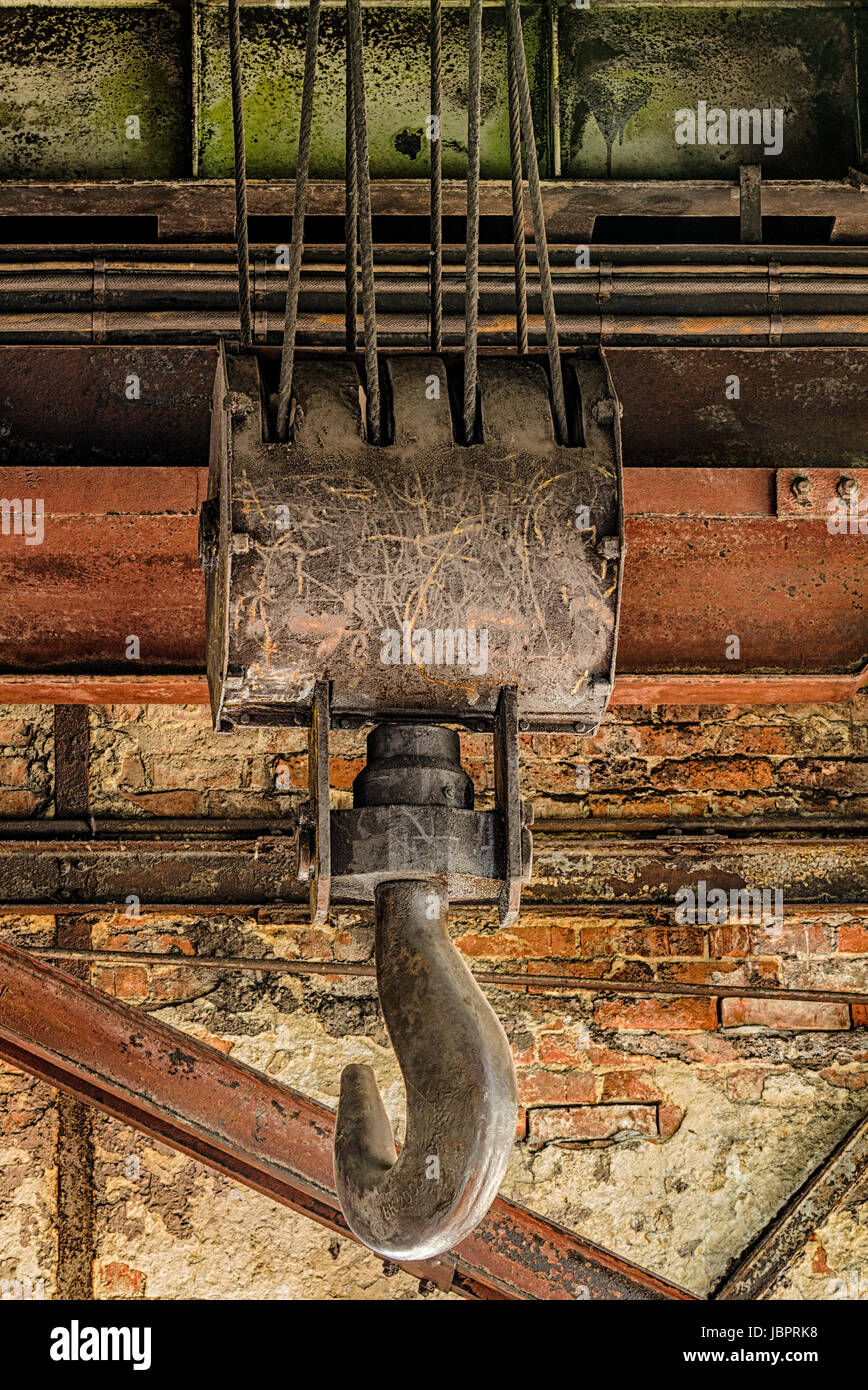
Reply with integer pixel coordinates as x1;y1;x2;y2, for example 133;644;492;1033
201;346;623;1258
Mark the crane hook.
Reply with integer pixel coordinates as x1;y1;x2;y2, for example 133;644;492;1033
334;877;518;1261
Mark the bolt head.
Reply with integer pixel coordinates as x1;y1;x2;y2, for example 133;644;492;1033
296;811;313;882
790;475;813;504
837;476;859;501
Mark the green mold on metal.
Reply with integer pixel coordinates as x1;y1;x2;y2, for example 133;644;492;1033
197;3;548;179
558;5;859;180
0;1;858;185
0;6;190;179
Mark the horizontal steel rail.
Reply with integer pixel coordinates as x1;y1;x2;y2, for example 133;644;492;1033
0;830;864;911
2;250;867;346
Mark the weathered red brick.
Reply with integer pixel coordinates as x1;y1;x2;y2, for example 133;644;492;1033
0;756;33;788
708;924;752;957
656;959;780;987
819;1066;868;1090
712;724;817;757
112;966;149;1001
650;757;775;793
97;1261;146;1299
151;756;238;791
853;1004;868;1027
528;1104;658;1144
720;998;850;1031
457;922;576;960
149;966;207;1002
517;1068;569;1105
759;920;835;955
838;922;868;953
0;717;37;743
600;1070;663;1102
665;925;707;957
594;996;718;1032
538;1032;590;1065
118;753;146;786
657;1104;685;1138
725;1068;772;1102
0;789;44;816
579;924;669;959
565;1071;598;1103
777;759;868;791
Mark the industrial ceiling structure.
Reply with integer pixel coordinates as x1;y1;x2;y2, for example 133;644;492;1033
0;0;866;1315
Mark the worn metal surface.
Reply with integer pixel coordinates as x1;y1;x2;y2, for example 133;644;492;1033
607;348;868;470
0;348;864;693
0;829;865;910
775;466;867;522
0;4;190;180
0;941;694;1300
197;1;547;180
713;1109;868;1301
53;706;90;820
0;346;215;466
335;878;518;1258
618;516;868;676
3;669;868;706
3;343;863;472
205;346;623;730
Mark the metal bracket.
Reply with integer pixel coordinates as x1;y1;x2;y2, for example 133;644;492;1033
776;467;866;523
494;687;523;928
739;164;762;245
296;681;331;925
301;691;531;923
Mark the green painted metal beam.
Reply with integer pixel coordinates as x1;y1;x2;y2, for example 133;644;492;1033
0;2;863;183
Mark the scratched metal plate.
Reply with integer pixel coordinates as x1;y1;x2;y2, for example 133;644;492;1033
206;346;622;731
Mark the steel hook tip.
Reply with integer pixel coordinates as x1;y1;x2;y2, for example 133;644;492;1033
334;878;518;1261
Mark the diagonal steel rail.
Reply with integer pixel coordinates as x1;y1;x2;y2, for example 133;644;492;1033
713;1109;868;1300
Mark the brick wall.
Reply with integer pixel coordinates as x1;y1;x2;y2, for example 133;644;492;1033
0;707;51;818
84;692;868;821
1;699;867;1301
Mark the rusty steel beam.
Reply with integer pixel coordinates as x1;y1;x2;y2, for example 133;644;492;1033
1;672;865;707
0;829;865;912
0;941;695;1301
0;347;864;705
53;706;90;820
0;466;865;704
713;1109;868;1301
51;706;96;1297
1;177;866;242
